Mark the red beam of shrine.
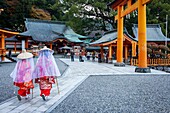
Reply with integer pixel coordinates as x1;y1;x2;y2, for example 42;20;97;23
102;40;117;46
0;29;19;35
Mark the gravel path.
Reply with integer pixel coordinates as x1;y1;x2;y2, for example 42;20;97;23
51;75;170;113
0;63;16;102
0;57;68;103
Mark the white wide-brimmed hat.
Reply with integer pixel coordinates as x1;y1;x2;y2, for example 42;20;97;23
39;46;52;51
17;49;33;59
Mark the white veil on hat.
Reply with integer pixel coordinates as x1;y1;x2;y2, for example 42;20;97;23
10;58;35;83
10;50;34;82
33;47;61;79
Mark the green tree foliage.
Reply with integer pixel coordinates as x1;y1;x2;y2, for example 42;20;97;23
39;0;117;35
0;0;33;32
147;0;170;37
1;0;170;37
0;0;58;32
51;0;170;36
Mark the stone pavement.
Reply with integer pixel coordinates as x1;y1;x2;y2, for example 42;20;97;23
0;58;169;113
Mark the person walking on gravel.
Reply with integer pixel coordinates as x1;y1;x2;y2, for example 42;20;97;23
33;46;61;101
10;49;34;101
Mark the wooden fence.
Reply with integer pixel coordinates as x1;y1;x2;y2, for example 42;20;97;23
131;58;170;66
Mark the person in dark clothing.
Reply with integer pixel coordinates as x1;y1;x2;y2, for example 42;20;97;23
92;51;95;62
64;50;67;58
106;52;109;63
86;52;90;60
70;50;74;61
8;49;12;57
79;50;84;62
98;52;102;63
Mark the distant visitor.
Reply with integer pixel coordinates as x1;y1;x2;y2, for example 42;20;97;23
70;49;74;61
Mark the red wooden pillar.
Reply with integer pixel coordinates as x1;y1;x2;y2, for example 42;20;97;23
108;45;113;63
14;42;17;54
25;38;29;49
1;33;5;61
124;45;128;63
101;46;104;62
50;43;53;49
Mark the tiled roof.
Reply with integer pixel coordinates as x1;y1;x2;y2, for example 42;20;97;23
17;18;86;43
24;18;66;42
64;34;83;43
132;24;170;42
5;36;18;41
90;30;117;45
81;39;93;44
64;27;88;39
18;31;31;37
90;24;170;45
90;29;136;45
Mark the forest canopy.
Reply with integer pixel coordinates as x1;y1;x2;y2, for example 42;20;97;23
0;0;170;37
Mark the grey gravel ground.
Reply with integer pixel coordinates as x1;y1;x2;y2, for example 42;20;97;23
51;75;170;113
0;57;68;103
0;63;16;103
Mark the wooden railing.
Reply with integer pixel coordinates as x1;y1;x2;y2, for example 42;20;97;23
131;58;170;66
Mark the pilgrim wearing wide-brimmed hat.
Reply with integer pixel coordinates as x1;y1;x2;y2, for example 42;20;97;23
10;49;34;101
33;46;61;101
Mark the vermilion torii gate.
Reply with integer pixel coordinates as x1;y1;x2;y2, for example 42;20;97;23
0;29;19;61
108;0;151;73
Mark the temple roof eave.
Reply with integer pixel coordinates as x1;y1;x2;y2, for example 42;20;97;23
0;29;19;37
20;18;87;43
132;24;170;42
5;36;18;41
90;29;137;46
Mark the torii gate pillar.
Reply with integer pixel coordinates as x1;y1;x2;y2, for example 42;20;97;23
135;0;150;73
114;5;125;67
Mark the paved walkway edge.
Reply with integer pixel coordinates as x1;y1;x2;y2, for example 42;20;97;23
45;76;89;113
0;97;16;106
